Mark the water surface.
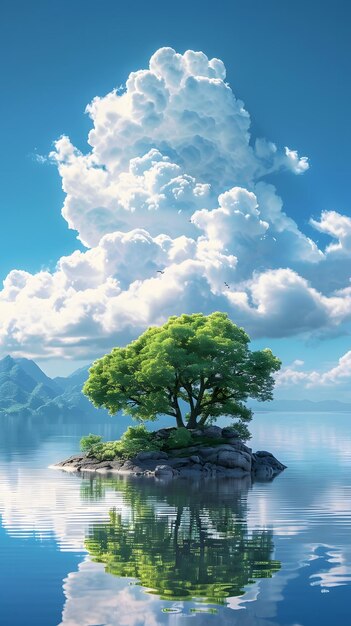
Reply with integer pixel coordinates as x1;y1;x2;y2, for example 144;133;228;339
0;412;351;625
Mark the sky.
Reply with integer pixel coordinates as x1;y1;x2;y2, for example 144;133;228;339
0;0;351;399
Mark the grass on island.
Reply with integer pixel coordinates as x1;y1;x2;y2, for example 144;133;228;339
80;423;249;463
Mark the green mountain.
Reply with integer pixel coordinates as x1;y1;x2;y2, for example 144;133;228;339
0;356;108;419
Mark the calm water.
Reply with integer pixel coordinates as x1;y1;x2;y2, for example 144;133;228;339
1;413;351;625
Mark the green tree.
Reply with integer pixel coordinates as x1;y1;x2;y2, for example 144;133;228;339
83;312;281;431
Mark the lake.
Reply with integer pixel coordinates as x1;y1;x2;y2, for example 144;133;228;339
0;412;351;625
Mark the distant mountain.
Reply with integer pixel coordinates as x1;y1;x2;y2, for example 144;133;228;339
1;354;350;419
0;356;60;416
0;356;109;419
15;358;62;394
53;365;91;393
250;398;351;413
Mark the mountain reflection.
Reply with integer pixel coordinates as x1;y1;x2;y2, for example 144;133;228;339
83;476;281;604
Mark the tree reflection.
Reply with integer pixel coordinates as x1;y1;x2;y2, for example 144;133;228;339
84;476;280;604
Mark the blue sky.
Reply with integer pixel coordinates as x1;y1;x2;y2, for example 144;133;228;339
1;0;351;398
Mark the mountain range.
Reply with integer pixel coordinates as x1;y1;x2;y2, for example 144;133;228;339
0;354;349;419
0;355;107;419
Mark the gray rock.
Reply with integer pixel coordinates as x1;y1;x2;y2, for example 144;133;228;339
168;445;201;457
221;427;239;439
191;429;205;438
253;464;274;479
134;451;168;461
252;451;287;473
209;449;251;472
178;465;203;478
154;464;176;478
227;440;252;453
196;447;217;458
92;461;113;469
216;466;248;478
76;459;101;470
167;457;191;468
109;460;123;469
56;454;85;467
154;428;176;440
203;425;223;438
189;455;202;464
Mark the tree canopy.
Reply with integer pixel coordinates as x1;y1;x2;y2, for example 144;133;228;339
83;312;281;431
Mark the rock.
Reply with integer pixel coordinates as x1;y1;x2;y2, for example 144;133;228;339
168;445;201;457
252;451;287;474
191;429;205;438
109;460;123;469
154;428;176;440
55;454;85;467
154;464;176;478
94;461;113;469
76;459;101;470
216;466;248;478
253;464;274;480
189;455;202;464
226;439;252;453
202;425;222;439
221;427;239;439
135;451;168;461
196;447;217;459
209;449;251;472
167;457;191;468
178;466;203;478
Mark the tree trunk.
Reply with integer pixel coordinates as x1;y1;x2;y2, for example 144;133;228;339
176;412;185;428
174;400;185;428
186;412;198;429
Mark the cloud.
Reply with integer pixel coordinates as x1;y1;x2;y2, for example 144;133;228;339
1;46;351;359
310;210;351;257
276;350;351;388
51;47;309;248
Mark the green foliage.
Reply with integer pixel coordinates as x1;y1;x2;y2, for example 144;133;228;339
227;422;252;441
166;427;192;449
87;440;121;461
84;426;162;462
119;425;162;457
83;312;281;433
80;433;102;452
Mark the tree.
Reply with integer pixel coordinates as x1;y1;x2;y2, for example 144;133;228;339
83;312;281;431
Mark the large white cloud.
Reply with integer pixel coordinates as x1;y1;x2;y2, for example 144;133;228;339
276;350;351;388
51;47;309;248
310;210;351;257
1;47;351;359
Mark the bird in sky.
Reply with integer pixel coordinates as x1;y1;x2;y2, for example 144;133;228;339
224;282;230;289
157;270;165;274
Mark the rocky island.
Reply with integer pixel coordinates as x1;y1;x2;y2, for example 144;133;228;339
54;313;286;482
53;425;286;480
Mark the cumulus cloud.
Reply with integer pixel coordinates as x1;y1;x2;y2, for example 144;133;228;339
50;47;309;248
310;210;351;257
276;350;351;388
1;47;351;359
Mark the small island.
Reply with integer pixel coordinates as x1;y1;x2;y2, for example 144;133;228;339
54;312;286;480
